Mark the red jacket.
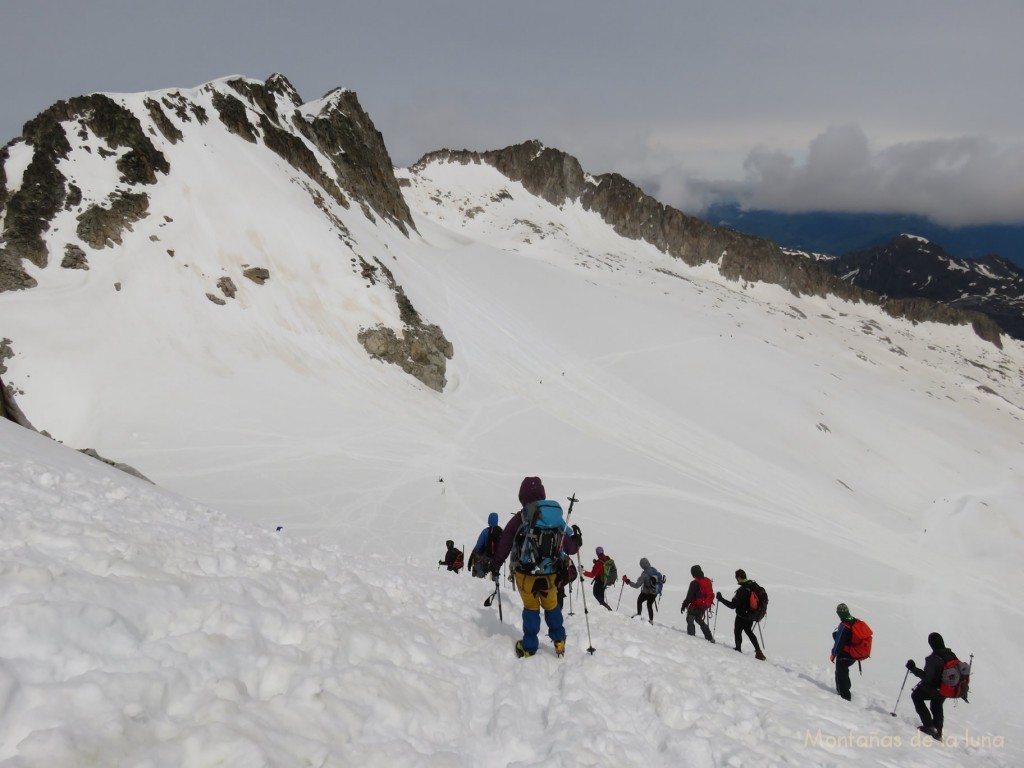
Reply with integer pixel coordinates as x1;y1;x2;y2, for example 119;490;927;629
584;554;610;581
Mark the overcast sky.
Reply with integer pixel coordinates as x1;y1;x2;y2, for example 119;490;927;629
3;1;1023;226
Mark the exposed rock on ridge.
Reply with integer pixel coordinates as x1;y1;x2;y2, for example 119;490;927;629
357;258;453;392
415;141;1002;347
0;93;169;290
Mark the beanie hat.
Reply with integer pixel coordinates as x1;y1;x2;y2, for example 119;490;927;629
691;565;703;578
487;512;499;526
596;546;604;556
836;603;853;621
518;476;546;506
639;557;651;570
928;632;945;651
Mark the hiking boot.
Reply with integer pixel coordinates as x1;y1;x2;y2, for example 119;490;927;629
554;640;566;657
755;650;767;661
603;604;613;611
917;725;939;739
515;641;534;658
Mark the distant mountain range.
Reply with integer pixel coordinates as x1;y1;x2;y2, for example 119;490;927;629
809;234;1024;340
705;203;1024;269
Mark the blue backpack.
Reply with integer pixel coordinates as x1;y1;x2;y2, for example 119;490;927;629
512;500;568;575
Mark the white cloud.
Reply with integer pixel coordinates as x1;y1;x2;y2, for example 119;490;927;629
666;125;1024;227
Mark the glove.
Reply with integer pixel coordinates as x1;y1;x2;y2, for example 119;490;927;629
622;575;629;583
830;654;835;663
680;604;685;614
715;591;723;600
438;560;444;566
571;524;583;547
906;660;916;671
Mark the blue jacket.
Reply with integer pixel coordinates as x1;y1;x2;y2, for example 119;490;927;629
832;621;853;659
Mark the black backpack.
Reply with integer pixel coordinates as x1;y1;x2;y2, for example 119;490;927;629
485;525;503;557
746;581;768;621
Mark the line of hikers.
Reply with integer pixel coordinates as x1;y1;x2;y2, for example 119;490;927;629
439;476;970;738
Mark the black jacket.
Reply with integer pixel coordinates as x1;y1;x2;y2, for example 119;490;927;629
911;648;957;689
719;581;758;619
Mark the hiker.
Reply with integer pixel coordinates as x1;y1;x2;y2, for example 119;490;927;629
469;512;503;579
622;558;663;624
907;632;959;739
680;565;715;642
716;569;767;660
583;546;616;610
438;540;463;573
492;476;582;658
831;603;858;700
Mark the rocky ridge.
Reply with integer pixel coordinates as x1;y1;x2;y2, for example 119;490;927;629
414;141;1003;348
0;75;449;398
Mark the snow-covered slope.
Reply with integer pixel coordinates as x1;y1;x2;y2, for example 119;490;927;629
1;419;1015;767
1;78;1023;765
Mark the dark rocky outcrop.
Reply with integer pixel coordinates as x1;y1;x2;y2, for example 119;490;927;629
358;324;454;392
144;98;184;144
295;88;413;234
76;191;150;248
217;276;237;298
243;267;270;284
415;141;1003;347
357;257;453;391
0;94;168;290
210;91;258;143
61;244;89;269
258;113;348;208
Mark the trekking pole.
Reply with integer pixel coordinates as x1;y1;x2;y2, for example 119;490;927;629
890;669;910;717
566;493;596;654
496;574;503;623
616;580;625;611
756;620;766;650
568;575;575;616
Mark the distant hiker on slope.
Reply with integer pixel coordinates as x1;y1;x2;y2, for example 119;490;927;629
583;546;616;611
907;632;966;740
680;565;716;642
492;476;581;658
438;540;463;573
623;558;664;624
831;603;858;700
716;569;767;660
469;513;503;579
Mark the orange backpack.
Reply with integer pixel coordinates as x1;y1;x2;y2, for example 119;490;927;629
847;619;873;660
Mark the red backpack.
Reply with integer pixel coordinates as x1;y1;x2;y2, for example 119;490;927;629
847;619;873;660
939;656;971;700
693;577;714;610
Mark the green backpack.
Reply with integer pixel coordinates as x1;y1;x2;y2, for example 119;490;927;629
602;558;618;586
